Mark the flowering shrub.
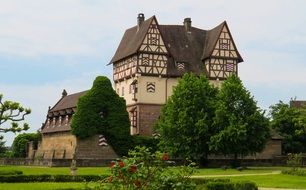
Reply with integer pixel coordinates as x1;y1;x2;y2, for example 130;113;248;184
101;146;196;190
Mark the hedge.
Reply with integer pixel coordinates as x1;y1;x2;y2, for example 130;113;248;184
0;170;23;175
0;174;108;183
203;181;258;190
282;169;306;176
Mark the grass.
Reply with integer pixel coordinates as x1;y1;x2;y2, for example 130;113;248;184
218;174;306;189
0;182;86;190
0;165;110;175
1;165;306;189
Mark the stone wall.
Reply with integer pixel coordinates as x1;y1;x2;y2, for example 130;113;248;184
75;135;118;159
36;132;76;159
138;104;162;135
248;139;282;159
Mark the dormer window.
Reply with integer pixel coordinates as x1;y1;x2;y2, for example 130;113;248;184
175;61;186;71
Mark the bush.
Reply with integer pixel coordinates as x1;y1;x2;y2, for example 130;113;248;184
104;146;196;190
0;170;23;175
132;136;159;152
282;169;306;176
71;76;133;156
0;174;108;183
191;178;230;185
234;181;258;190
12;133;41;158
196;181;257;190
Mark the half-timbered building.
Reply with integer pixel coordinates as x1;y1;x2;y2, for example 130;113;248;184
109;14;243;135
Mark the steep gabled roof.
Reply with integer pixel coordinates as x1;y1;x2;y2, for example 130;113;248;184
110;16;155;63
201;21;243;62
41;90;88;134
50;91;88;112
159;25;207;75
109;15;243;74
201;21;225;60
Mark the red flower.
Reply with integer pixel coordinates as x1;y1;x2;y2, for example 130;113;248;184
110;161;115;167
118;161;125;167
130;165;137;173
108;176;113;183
162;153;169;161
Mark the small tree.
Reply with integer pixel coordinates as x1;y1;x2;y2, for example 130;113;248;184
156;73;218;165
0;94;31;136
0;138;7;157
270;101;306;153
209;75;270;165
12;133;41;158
71;76;132;156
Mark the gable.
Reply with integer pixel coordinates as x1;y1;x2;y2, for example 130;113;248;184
139;19;168;54
211;24;240;59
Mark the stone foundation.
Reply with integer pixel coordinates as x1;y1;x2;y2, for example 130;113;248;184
127;104;162;136
34;133;118;160
75;135;117;159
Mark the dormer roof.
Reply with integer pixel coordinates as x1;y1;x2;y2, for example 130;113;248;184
109;15;243;70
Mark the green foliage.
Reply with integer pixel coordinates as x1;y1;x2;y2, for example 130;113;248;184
132;136;159;152
12;133;41;158
0;174;107;183
0;94;31;135
0;138;7;157
286;153;303;169
156;73;218;164
269;101;306;153
0;170;23;175
203;181;257;190
209;75;270;162
281;153;305;176
71;76;132;156
103;146;196;190
282;168;306;176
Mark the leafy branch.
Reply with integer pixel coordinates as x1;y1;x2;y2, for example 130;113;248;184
0;94;31;133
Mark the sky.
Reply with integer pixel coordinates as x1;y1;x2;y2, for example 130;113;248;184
1;0;306;146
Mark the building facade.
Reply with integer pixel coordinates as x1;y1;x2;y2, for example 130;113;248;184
109;14;243;135
31;90;117;162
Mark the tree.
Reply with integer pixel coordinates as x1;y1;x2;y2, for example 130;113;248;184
156;73;218;165
0;138;7;157
12;133;41;158
0;94;31;136
209;75;270;164
71;76;133;156
269;101;306;153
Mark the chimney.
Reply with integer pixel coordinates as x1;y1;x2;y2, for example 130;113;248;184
137;13;145;31
184;18;192;32
62;89;67;98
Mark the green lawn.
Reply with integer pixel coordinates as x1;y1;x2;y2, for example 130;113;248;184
218;174;306;189
1;166;306;189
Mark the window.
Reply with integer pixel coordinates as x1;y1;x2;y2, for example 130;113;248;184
117;88;119;95
130;80;138;94
130;107;137;128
